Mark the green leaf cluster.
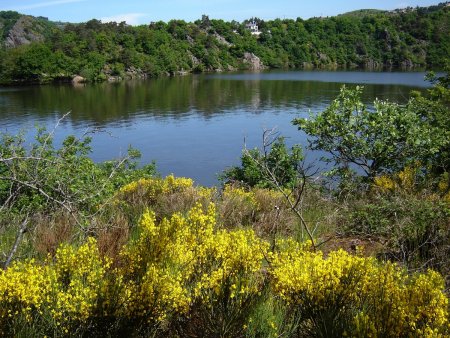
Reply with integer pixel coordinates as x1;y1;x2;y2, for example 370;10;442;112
293;74;449;179
222;137;303;189
0;128;156;214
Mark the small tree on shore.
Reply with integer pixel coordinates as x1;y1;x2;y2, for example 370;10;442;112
293;85;447;181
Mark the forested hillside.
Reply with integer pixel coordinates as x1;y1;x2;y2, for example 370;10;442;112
0;2;449;83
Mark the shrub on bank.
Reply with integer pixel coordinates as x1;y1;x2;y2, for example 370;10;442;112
0;192;448;337
269;240;449;337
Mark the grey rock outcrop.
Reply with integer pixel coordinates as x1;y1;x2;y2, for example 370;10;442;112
243;52;265;70
4;16;46;48
125;66;147;79
214;33;233;47
72;75;85;84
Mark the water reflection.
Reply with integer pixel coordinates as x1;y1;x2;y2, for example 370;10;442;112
0;71;429;185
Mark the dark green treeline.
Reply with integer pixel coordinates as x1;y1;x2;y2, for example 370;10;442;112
0;2;449;83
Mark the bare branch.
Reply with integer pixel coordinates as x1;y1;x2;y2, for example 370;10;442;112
0;156;55;163
41;111;71;151
3;215;29;270
243;129;319;250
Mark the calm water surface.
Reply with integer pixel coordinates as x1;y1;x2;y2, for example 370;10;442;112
0;70;431;185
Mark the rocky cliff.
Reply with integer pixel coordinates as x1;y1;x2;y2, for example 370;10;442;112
4;16;46;48
1;12;54;48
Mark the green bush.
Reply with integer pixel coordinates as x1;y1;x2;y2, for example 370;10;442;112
221;137;303;189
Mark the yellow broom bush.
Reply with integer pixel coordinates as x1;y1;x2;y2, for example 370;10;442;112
269;241;449;337
0;177;448;337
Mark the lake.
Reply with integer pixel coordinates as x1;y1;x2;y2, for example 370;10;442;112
0;70;432;186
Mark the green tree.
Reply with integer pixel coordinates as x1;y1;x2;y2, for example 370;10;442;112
222;135;303;188
0;127;156;214
293;85;447;179
409;68;450;173
4;43;53;82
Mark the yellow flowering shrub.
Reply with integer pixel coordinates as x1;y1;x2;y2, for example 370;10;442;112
114;175;216;221
0;198;448;336
364;267;448;337
118;203;217;320
175;208;268;337
49;237;111;324
0;238;111;334
197;186;218;201
118;174;193;198
269;240;449;337
373;165;420;193
222;185;258;207
194;228;268;299
270;240;371;310
119;264;191;321
373;175;397;192
120;201;269;324
0;260;52;323
374;167;450;209
397;165;416;190
115;175;194;209
121;202;216;276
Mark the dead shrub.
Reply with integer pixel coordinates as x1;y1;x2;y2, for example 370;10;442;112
251;188;297;237
97;224;130;264
33;212;75;256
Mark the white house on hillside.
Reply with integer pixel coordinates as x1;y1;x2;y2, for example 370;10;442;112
245;21;261;36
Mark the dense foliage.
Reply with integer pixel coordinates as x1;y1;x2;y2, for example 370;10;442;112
293;66;450;180
0;128;156;221
0;2;449;83
221;137;304;189
0;180;448;337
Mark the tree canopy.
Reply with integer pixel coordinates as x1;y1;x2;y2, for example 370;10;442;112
0;3;449;83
